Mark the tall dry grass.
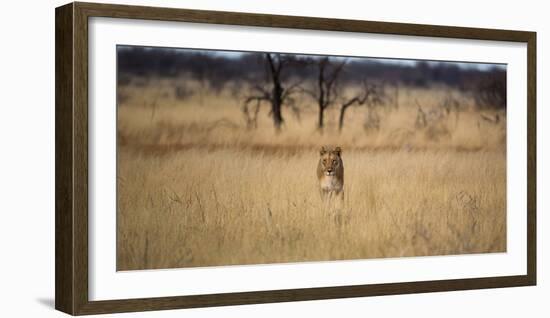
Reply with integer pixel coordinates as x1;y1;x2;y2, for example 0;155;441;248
116;77;506;270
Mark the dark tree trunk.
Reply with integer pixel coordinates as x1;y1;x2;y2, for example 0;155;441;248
272;81;284;131
339;97;359;131
317;63;326;130
338;105;348;131
266;53;285;131
313;57;344;131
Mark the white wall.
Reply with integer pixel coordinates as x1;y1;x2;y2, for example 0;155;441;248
0;0;546;316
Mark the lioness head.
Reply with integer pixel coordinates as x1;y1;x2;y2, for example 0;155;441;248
318;146;343;177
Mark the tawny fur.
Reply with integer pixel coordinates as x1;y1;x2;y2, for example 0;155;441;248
317;146;344;201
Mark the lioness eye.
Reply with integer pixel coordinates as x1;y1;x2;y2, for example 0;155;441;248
332;160;337;164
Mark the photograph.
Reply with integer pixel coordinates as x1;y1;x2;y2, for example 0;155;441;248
115;46;507;271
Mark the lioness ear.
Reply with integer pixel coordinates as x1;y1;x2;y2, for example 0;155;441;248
319;146;327;156
334;147;342;156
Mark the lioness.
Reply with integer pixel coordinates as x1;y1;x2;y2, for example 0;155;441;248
317;146;344;201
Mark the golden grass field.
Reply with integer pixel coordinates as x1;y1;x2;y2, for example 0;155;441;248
116;77;506;271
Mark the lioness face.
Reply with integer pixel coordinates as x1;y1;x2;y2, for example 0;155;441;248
319;146;342;176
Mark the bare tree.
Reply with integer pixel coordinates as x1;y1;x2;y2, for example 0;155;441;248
303;57;346;130
242;53;301;131
338;80;386;131
338;95;366;131
242;94;264;129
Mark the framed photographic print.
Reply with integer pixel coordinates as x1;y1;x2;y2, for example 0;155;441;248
55;2;536;315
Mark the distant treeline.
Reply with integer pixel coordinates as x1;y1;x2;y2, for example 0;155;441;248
117;46;507;109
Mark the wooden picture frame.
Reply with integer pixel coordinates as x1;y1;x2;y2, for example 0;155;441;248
55;1;536;315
